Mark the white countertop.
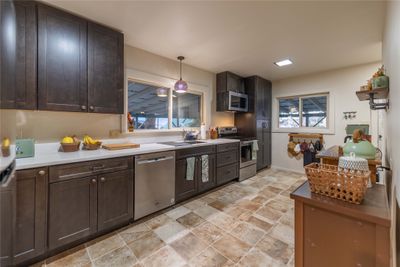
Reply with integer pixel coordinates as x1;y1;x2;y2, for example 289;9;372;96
15;138;239;170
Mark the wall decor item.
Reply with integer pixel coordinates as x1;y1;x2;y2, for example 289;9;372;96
371;65;389;89
356;66;390;111
174;56;188;93
343;111;357;120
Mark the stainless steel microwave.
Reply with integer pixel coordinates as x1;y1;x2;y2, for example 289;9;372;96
228;91;248;112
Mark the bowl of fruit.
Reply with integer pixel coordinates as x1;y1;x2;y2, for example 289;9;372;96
60;136;80;152
82;135;102;150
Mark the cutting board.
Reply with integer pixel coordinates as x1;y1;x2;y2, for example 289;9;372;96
102;143;140;150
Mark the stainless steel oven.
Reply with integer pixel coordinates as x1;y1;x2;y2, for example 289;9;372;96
239;140;257;181
228;91;248;112
218;127;257;181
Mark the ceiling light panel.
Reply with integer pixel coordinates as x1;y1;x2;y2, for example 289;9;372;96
274;59;293;67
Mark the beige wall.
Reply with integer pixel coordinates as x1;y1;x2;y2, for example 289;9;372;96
3;45;233;143
383;1;400;266
271;62;382;172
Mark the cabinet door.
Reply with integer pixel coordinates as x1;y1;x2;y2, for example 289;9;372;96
175;158;198;202
38;4;87;112
256;78;266;120
1;1;37;109
227;72;245;93
48;177;97;250
262;130;271;167
14;168;47;264
198;154;216;193
98;170;133;232
0;171;15;267
88;22;123;114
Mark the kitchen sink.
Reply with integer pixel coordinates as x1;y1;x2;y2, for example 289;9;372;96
158;141;206;147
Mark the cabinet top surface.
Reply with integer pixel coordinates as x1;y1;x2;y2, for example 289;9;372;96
291;181;390;227
15;139;239;171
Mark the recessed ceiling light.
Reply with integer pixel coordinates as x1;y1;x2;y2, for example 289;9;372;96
274;59;293;67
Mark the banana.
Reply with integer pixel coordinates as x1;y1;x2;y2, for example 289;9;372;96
83;135;98;145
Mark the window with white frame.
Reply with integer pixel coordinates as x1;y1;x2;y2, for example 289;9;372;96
127;79;202;130
278;93;328;129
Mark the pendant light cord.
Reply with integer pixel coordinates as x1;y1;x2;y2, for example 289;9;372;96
180;59;182;80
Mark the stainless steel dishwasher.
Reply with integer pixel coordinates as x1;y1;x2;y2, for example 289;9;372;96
135;151;175;220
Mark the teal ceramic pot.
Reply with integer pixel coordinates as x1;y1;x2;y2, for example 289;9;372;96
372;76;389;89
343;140;376;159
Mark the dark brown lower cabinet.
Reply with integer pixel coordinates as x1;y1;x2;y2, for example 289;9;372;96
98;170;133;231
48;158;134;250
197;154;216;193
175;158;198;202
14;168;47;265
48;176;97;250
176;147;217;203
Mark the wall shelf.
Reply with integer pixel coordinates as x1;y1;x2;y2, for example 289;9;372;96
356;87;389;101
288;133;324;141
356;87;389;110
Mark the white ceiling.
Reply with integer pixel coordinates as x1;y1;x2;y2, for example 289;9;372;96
44;0;386;81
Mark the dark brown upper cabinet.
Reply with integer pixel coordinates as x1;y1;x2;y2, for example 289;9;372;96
37;4;88;112
216;71;245;94
1;1;37;109
88;22;124;114
14;167;48;265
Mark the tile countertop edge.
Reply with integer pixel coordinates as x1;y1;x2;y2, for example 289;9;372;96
15;139;240;170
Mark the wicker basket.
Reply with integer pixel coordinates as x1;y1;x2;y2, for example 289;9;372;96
82;142;102;150
60;142;81;152
304;163;370;204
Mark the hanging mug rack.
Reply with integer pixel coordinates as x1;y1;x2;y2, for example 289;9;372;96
287;133;324;157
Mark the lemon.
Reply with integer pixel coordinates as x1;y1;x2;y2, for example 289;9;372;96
62;136;74;144
2;138;10;148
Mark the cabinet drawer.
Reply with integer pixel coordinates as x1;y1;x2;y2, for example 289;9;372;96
176;145;216;159
217;150;239;167
49;157;133;183
217;163;239;185
217;142;239;153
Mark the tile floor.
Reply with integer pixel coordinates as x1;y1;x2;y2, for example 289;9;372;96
35;168;306;267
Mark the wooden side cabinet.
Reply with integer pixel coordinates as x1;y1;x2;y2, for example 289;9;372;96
14;167;48;265
291;182;390;267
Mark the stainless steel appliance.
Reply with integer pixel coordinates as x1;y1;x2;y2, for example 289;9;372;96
134;151;175;220
228;91;248;112
0;160;16;267
218;127;257;181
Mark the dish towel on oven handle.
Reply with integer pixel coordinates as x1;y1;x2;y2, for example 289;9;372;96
252;140;259;160
186;157;195;181
201;154;209;183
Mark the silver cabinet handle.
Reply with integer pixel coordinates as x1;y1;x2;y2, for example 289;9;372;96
81;105;87;110
38;170;46;176
92;165;105;171
91;178;97;183
89;106;94;111
137;156;174;165
100;177;106;182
